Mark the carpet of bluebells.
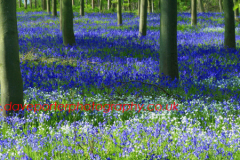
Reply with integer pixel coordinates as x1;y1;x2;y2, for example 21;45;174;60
0;11;240;159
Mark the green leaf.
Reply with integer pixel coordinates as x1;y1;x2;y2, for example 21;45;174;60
233;3;240;11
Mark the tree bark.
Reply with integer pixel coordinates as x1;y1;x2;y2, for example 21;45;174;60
224;0;236;49
139;0;147;37
99;0;102;12
219;0;223;12
72;0;75;5
92;0;94;9
52;0;57;16
117;0;122;25
0;0;24;119
43;0;47;10
60;0;62;31
61;0;75;46
108;0;111;10
128;0;131;11
151;0;153;12
30;0;32;8
19;0;21;8
198;0;204;12
24;0;27;9
80;0;84;16
191;0;197;26
148;0;151;13
47;0;51;13
160;0;179;81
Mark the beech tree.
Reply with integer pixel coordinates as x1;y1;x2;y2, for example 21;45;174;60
47;0;51;14
198;0;204;12
19;0;21;8
61;0;75;46
0;0;24;118
24;0;27;9
117;0;122;26
52;0;57;16
219;0;223;12
160;0;179;81
139;0;147;37
224;0;236;49
80;0;84;16
191;0;197;26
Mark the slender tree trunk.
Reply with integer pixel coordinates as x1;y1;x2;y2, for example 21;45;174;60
52;0;57;16
108;0;111;10
117;0;122;25
99;0;102;12
224;0;236;49
128;0;131;11
30;0;32;8
151;0;153;12
191;0;197;26
24;0;27;9
60;0;62;31
148;0;151;13
138;0;140;16
139;0;147;37
0;0;24;119
80;0;84;16
43;0;47;10
35;0;37;8
160;0;179;81
219;0;223;12
198;0;204;12
234;0;239;18
47;0;51;13
61;0;75;46
92;0;94;9
158;0;160;10
19;0;21;8
72;0;75;5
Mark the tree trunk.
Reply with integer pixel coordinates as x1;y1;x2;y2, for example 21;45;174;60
99;0;102;12
47;0;51;13
43;0;47;10
0;0;24;119
138;0;140;16
80;0;84;16
92;0;94;9
72;0;75;5
160;0;179;81
198;0;204;12
158;0;160;10
148;0;151;13
60;0;62;31
139;0;147;37
52;0;57;16
117;0;122;25
108;0;111;10
234;0;239;18
151;0;153;12
35;0;37;8
19;0;21;8
24;0;27;9
224;0;236;49
128;0;131;11
61;0;75;46
30;0;32;8
219;0;223;12
191;0;197;26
